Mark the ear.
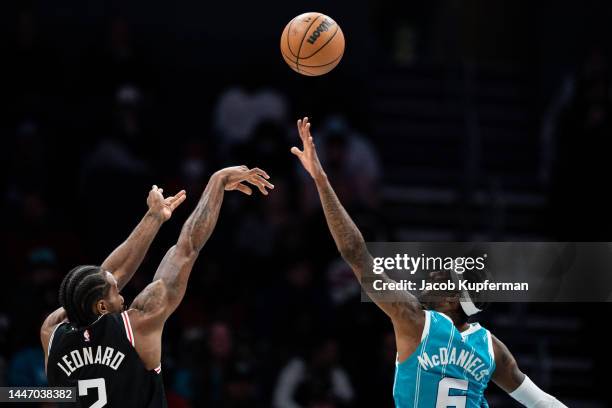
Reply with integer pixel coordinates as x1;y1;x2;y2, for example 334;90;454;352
95;299;109;316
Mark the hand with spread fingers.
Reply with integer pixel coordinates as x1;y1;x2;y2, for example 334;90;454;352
218;165;274;196
291;117;326;181
147;186;187;222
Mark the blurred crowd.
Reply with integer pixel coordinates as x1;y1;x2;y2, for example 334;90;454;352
3;5;612;408
1;10;391;408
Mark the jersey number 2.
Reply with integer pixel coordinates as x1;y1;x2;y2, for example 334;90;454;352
78;378;108;408
436;377;468;408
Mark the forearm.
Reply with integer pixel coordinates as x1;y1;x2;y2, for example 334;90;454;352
294;117;421;326
313;173;422;324
101;211;164;290
153;172;226;290
314;174;370;279
493;336;566;407
178;171;226;254
509;377;567;407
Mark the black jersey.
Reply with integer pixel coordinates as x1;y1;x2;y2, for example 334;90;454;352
47;311;166;408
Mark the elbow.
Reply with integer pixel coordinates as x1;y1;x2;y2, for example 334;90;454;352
175;239;200;261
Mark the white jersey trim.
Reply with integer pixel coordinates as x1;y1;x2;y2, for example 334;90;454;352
486;330;495;362
421;310;431;342
460;322;482;338
47;322;64;357
121;311;135;347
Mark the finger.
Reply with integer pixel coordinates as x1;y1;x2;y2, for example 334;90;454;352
297;119;306;142
302;117;309;136
165;190;185;205
152;185;158;191
290;146;303;156
245;178;269;195
169;192;187;209
302;135;314;153
257;184;269;195
170;190;187;201
158;188;163;195
251;174;274;189
235;183;252;195
249;167;270;179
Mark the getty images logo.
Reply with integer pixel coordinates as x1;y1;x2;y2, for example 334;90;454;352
307;19;334;45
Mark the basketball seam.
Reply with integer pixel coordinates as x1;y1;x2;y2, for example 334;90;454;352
282;49;343;68
286;17;299;58
282;52;297;65
282;54;318;75
296;14;323;73
298;25;340;60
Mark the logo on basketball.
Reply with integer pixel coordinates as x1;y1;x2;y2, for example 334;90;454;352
307;19;335;45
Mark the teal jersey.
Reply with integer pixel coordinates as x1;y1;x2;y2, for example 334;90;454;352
393;310;495;408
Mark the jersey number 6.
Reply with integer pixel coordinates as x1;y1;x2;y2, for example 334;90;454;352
436;377;468;408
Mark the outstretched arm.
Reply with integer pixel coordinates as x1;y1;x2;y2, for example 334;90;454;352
42;186;186;372
130;166;273;324
492;335;567;407
290;117;423;335
101;186;187;290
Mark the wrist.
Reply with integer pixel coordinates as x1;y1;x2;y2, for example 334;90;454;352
211;170;228;186
145;209;165;224
313;171;328;184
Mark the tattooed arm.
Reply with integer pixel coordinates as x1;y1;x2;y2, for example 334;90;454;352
131;166;272;319
42;186;186;371
291;118;424;348
126;166;273;369
101;186;186;291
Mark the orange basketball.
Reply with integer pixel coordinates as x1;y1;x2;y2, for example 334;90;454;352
280;12;345;76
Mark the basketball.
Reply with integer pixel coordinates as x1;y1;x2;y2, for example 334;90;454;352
280;12;345;76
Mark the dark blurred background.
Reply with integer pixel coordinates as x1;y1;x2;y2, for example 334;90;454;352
2;0;612;407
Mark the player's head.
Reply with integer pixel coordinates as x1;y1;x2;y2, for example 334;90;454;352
418;268;490;324
59;265;125;328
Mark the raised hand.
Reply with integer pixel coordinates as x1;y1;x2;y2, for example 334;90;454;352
218;165;274;196
147;186;187;222
291;117;325;180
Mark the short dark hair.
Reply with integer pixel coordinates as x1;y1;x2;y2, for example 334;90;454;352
59;265;110;328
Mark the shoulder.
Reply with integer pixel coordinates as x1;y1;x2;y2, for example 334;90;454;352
40;309;69;354
427;310;455;333
491;334;510;364
41;321;67;355
430;310;453;323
